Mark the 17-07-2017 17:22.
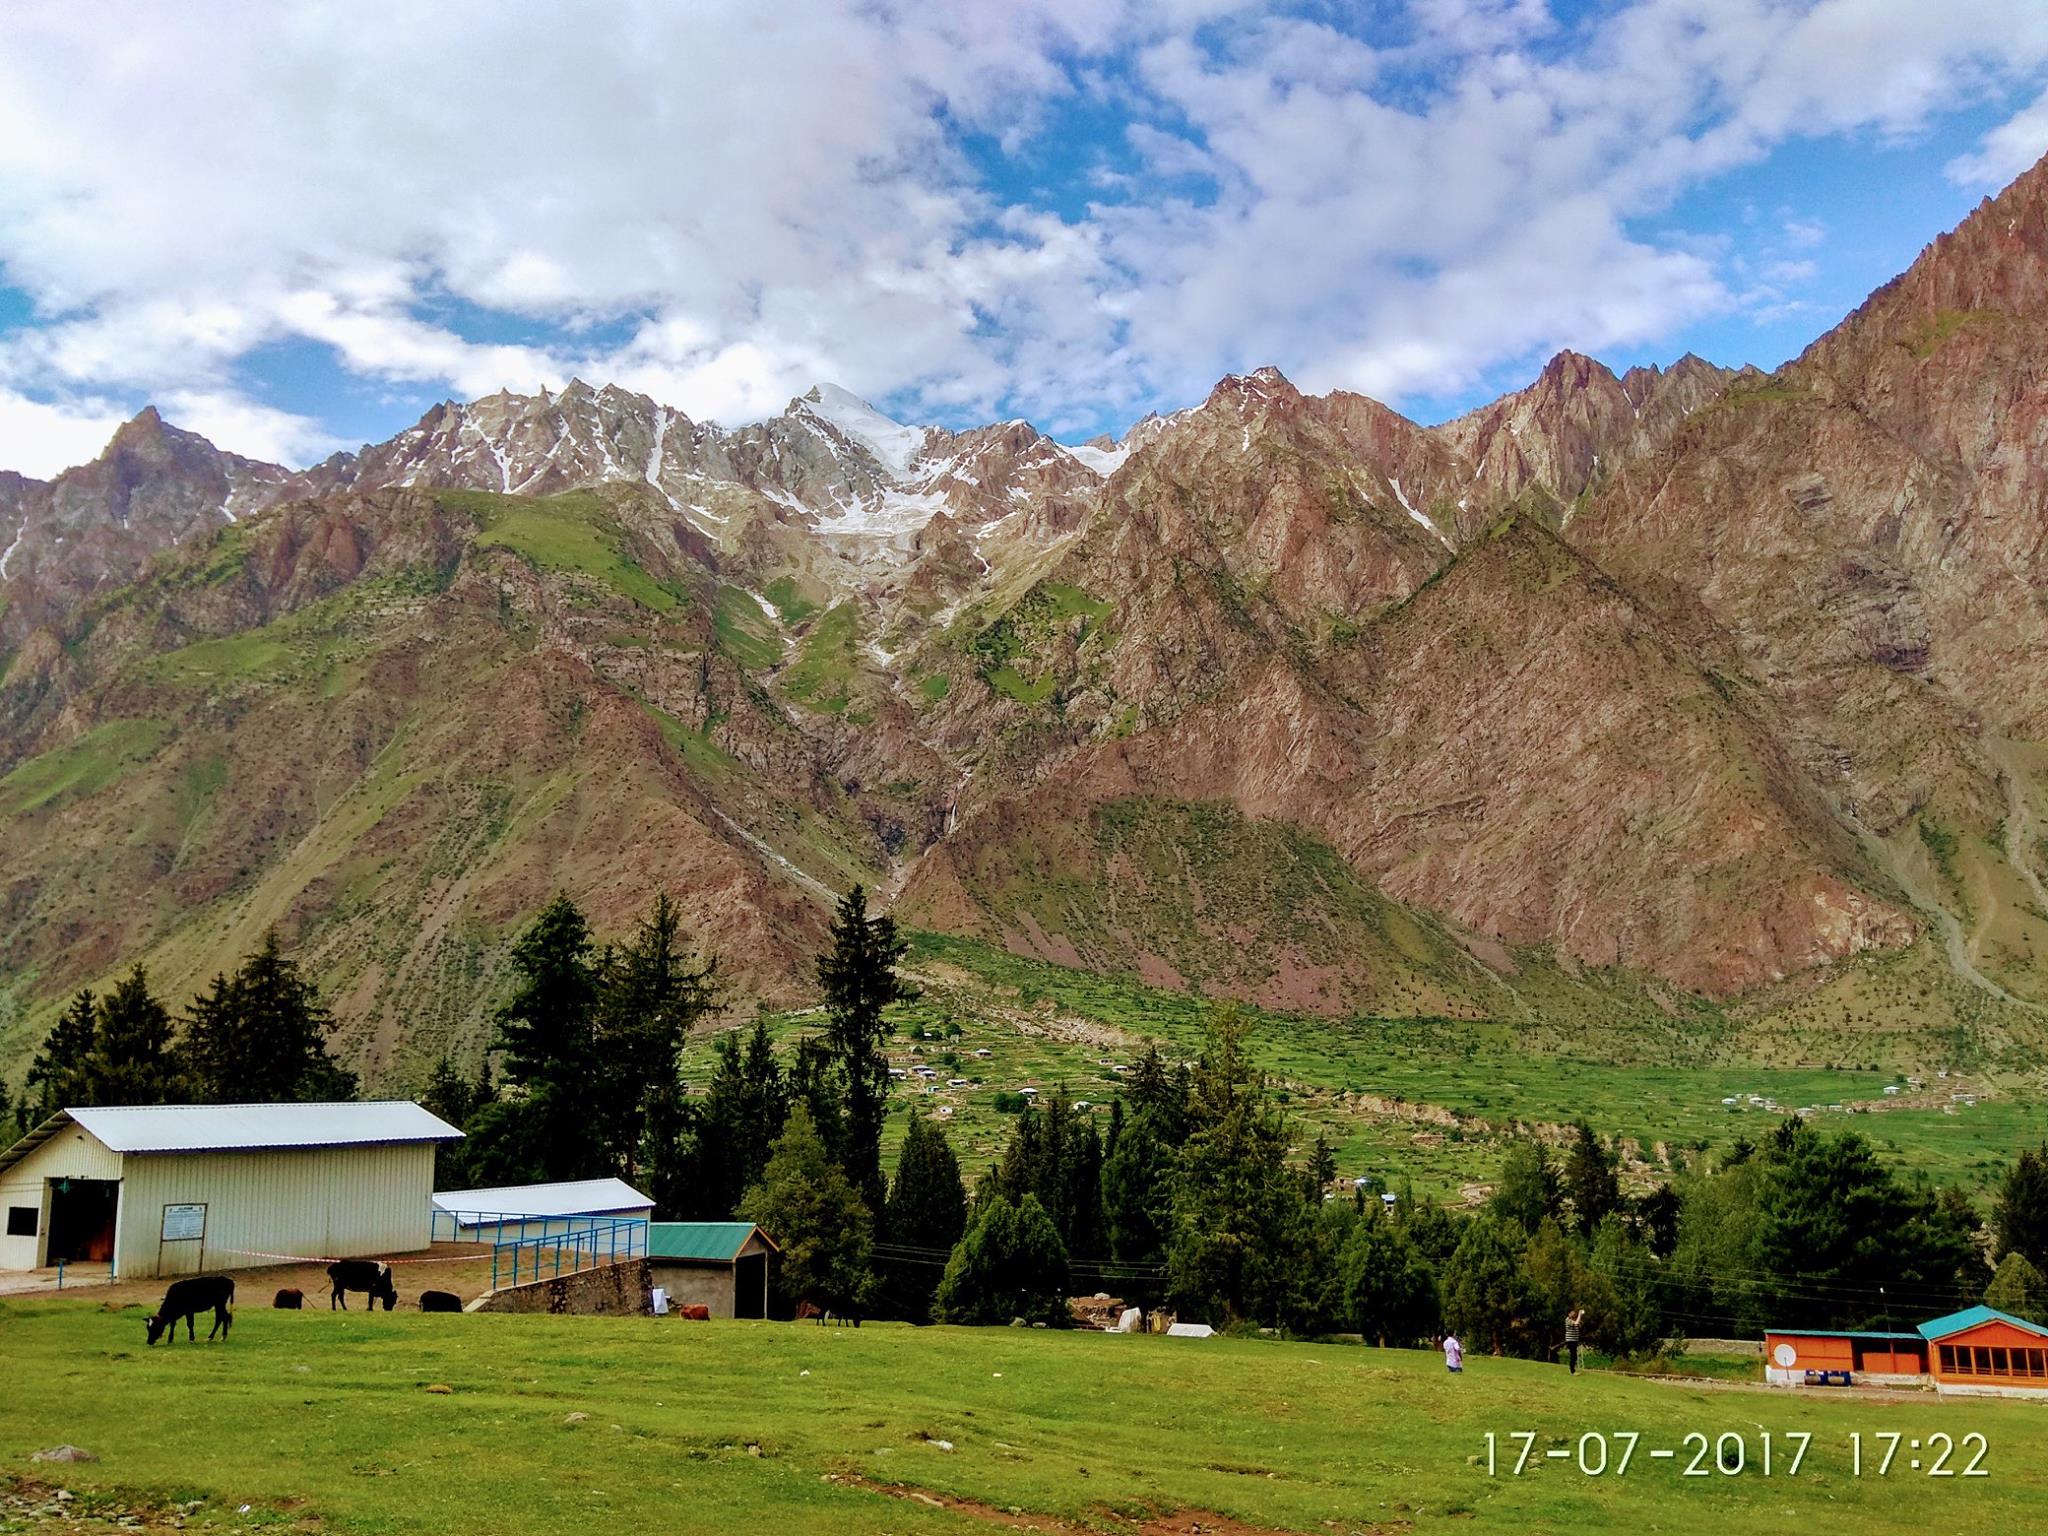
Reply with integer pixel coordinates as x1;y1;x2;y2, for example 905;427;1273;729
1481;1429;1991;1478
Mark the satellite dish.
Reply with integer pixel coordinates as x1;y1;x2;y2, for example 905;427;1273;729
1773;1343;1797;1368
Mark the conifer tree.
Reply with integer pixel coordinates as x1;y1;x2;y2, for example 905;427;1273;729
1102;1103;1178;1302
934;1193;1069;1326
183;932;356;1103
1339;1207;1438;1346
1166;1006;1313;1326
738;1105;874;1317
814;884;912;1212
1442;1215;1534;1357
1562;1120;1621;1236
24;988;99;1116
1986;1251;2048;1325
670;1014;790;1219
596;892;718;1176
881;1113;967;1321
85;965;185;1105
493;893;606;1180
1997;1144;2048;1276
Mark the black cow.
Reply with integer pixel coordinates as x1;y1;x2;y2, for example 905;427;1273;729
146;1275;235;1345
273;1287;304;1309
419;1290;462;1313
327;1259;397;1311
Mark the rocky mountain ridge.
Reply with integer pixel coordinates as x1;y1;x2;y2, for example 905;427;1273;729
5;155;2048;1082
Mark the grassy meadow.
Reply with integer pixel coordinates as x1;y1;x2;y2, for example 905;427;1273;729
744;932;2048;1205
3;1301;2045;1536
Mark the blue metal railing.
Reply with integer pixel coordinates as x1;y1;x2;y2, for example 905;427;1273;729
430;1208;649;1291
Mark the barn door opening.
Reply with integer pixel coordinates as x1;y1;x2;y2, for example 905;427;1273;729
45;1178;118;1264
734;1253;766;1319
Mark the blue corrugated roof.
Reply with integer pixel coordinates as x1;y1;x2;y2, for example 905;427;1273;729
1917;1305;2048;1341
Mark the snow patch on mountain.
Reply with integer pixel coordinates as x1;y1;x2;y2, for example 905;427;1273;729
1063;440;1128;476
797;384;929;478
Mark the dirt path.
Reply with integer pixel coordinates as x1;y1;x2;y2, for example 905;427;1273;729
0;1244;499;1311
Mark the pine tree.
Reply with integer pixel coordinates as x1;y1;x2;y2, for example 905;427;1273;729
1101;1103;1176;1303
881;1113;968;1321
671;1015;790;1219
84;966;184;1105
1986;1251;2048;1325
419;1055;478;1184
183;932;356;1103
815;884;913;1213
1441;1215;1534;1357
595;893;718;1177
24;988;98;1116
1562;1121;1620;1236
1997;1144;2048;1275
934;1193;1069;1327
1339;1208;1438;1346
738;1106;875;1317
1492;1139;1561;1235
1588;1213;1664;1356
493;893;606;1181
1166;1007;1313;1327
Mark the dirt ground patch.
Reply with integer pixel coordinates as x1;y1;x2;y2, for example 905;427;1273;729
0;1477;322;1533
830;1473;1405;1536
0;1245;498;1312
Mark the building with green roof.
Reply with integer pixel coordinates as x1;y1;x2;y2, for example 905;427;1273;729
647;1221;777;1319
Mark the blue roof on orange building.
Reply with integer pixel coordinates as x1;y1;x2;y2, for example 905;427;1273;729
1917;1305;2048;1341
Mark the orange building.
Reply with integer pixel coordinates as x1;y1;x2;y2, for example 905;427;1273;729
1763;1328;1928;1386
1921;1306;2048;1399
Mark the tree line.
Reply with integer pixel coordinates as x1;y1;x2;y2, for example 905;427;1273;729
9;932;354;1129
10;881;2048;1354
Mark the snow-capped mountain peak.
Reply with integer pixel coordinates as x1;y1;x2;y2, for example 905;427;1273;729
795;384;931;479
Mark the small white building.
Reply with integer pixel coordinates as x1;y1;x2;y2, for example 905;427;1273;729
0;1101;461;1280
432;1178;654;1248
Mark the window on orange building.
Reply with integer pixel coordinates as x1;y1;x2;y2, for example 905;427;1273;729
1939;1345;1957;1372
1974;1347;1995;1374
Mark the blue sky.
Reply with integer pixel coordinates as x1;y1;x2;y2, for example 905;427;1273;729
1;1;2045;475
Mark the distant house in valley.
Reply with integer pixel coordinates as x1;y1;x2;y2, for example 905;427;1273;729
647;1221;777;1319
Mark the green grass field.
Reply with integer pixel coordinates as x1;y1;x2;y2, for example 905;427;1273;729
763;934;2048;1203
2;1302;2043;1535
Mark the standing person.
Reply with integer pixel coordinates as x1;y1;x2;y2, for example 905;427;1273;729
1564;1307;1585;1374
1443;1332;1463;1374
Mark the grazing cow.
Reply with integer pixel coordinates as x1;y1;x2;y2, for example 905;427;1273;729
677;1303;712;1321
419;1290;462;1313
273;1288;304;1309
327;1259;398;1311
795;1300;825;1323
146;1275;235;1345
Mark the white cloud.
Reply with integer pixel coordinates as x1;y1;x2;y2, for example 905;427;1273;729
0;390;128;480
0;0;2043;467
1947;88;2048;187
157;391;343;469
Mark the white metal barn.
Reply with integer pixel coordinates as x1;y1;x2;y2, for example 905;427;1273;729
0;1102;462;1280
431;1178;654;1246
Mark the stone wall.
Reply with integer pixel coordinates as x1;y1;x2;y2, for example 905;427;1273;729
471;1258;651;1316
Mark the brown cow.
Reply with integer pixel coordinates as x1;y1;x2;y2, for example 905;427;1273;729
677;1303;712;1320
273;1287;304;1309
795;1300;825;1323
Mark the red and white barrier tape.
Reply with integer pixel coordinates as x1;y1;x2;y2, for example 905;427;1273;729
209;1245;495;1267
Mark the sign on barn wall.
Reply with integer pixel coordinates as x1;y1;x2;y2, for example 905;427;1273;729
160;1203;206;1242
